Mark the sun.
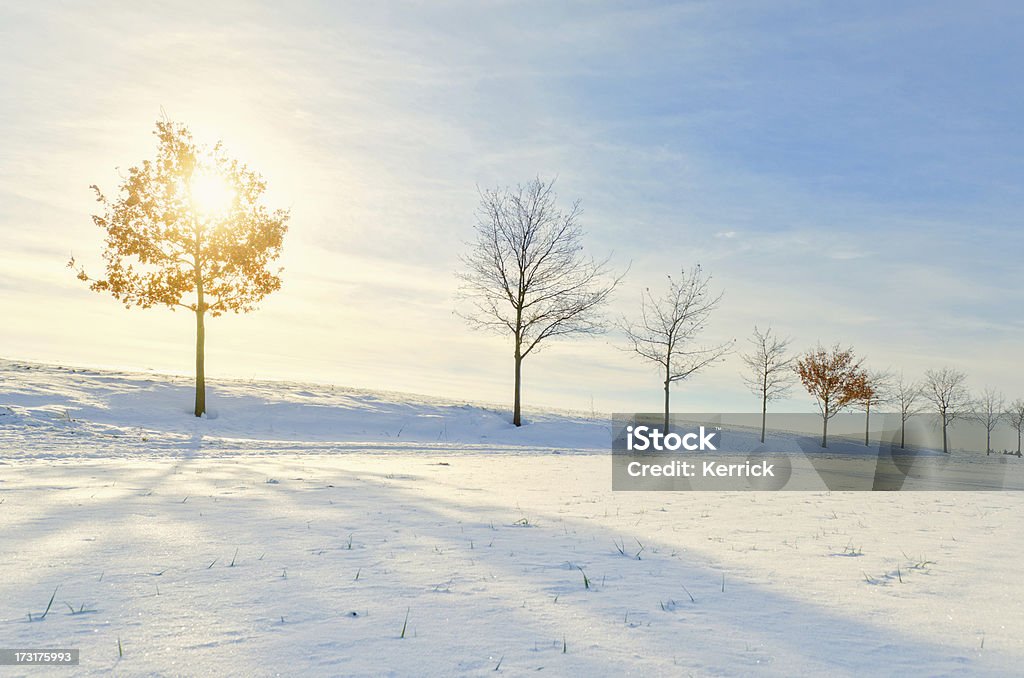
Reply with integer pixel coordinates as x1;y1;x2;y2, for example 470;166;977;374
189;167;235;218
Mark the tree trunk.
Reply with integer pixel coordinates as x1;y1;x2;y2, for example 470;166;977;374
193;226;206;418
1017;429;1021;455
512;347;523;427
900;418;906;449
663;368;671;434
761;366;770;446
941;416;948;453
986;429;991;455
821;401;829;448
864;401;870;446
760;395;767;444
194;307;206;417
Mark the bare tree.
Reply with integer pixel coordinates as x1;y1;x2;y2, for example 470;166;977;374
794;344;868;448
1008;399;1024;457
855;370;892;446
923;368;971;454
892;372;924;449
457;178;622;426
740;326;796;443
973;387;1005;455
621;265;733;433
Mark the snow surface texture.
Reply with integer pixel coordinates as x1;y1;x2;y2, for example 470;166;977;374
1;359;1023;676
0;361;610;457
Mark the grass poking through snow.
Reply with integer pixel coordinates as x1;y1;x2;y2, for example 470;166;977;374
28;586;59;622
399;607;411;639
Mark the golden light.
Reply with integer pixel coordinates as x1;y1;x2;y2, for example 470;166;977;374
189;167;235;219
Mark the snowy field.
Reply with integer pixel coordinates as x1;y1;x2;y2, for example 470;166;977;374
2;360;1023;676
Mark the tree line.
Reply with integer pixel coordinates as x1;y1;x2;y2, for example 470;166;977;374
749;340;1024;455
455;176;1022;454
70;120;1023;455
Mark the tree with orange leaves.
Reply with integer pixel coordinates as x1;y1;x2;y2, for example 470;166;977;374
794;344;868;447
856;370;892;446
70;119;290;417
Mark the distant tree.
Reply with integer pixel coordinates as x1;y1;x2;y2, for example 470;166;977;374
621;265;733;433
457;178;622;426
1008;399;1024;457
892;372;924;449
794;344;868;448
856;370;892;446
740;326;796;443
923;368;971;454
70;119;289;417
973;387;1005;455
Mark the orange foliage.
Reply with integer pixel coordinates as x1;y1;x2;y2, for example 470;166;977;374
794;344;869;420
70;120;289;317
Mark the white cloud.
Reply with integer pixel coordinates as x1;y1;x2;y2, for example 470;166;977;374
1;1;1021;413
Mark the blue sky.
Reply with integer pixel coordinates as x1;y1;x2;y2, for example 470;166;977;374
1;1;1022;414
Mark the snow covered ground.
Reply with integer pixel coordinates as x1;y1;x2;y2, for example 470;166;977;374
1;359;1023;676
0;361;610;458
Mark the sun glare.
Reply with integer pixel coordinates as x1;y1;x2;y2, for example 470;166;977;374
189;168;235;218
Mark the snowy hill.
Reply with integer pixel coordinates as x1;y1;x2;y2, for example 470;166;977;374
0;359;611;457
1;359;1023;675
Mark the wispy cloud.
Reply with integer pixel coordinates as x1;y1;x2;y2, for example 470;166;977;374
1;1;1021;412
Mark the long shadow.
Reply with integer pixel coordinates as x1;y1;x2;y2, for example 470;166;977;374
0;457;637;676
179;455;1019;674
1;450;1017;675
326;464;1016;676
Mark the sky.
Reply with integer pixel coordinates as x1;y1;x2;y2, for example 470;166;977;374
1;1;1022;415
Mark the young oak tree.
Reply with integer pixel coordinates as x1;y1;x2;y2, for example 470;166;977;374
457;178;622;427
1008;398;1024;457
794;344;868;448
621;265;733;433
70;120;289;417
740;325;796;443
856;370;892;446
923;368;971;454
893;372;924;449
973;387;1005;455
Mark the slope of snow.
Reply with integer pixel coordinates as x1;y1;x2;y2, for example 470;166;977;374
0;359;611;457
2;359;1023;676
